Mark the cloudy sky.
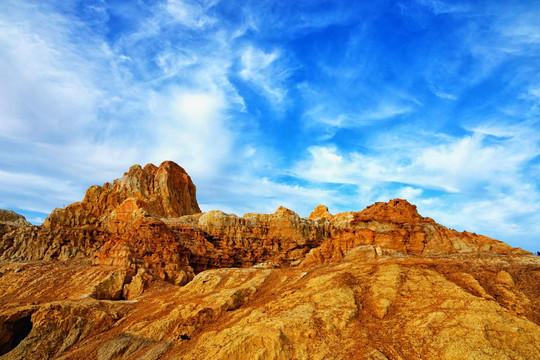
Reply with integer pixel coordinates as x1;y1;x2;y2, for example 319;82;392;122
1;0;539;251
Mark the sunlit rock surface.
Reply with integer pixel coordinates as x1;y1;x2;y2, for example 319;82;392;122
0;161;538;359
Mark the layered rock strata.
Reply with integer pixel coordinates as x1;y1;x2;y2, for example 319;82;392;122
0;248;538;359
302;199;527;266
43;161;200;229
0;209;31;239
0;161;538;359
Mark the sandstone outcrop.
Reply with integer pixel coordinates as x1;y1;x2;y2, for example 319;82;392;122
0;162;202;280
0;210;31;228
0;210;31;238
0;161;538;359
303;199;528;266
0;249;538;359
168;206;330;269
0;226;108;261
43;161;200;230
93;217;194;286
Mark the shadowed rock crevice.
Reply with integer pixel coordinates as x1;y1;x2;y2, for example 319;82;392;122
0;315;33;356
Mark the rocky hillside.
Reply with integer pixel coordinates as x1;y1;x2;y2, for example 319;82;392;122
0;210;31;239
0;161;538;359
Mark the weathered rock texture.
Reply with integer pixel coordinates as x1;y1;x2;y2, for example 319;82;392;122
0;161;538;359
301;199;528;266
1;250;538;359
0;210;31;239
93;217;195;287
43;161;200;230
0;210;30;228
0;226;107;261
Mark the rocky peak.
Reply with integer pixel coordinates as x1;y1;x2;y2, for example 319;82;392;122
0;209;32;239
309;205;333;220
355;198;427;224
0;209;31;227
43;161;201;229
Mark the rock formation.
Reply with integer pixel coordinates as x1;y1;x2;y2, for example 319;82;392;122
0;210;31;239
302;199;528;266
43;161;200;230
0;210;31;228
0;161;539;359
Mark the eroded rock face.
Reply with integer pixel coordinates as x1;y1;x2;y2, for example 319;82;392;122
303;199;528;266
1;161;538;359
0;162;201;283
172;207;330;268
0;250;538;360
93;217;194;285
43;161;200;230
0;226;108;261
0;210;31;228
0;210;31;238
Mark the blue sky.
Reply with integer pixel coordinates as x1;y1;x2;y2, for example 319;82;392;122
1;0;539;252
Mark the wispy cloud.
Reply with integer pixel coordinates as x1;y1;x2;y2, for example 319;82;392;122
147;88;235;178
304;102;414;128
164;0;218;28
239;46;289;103
296;123;539;194
415;0;472;15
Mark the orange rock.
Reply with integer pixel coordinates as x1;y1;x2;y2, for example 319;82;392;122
303;199;529;265
354;198;427;224
1;252;539;359
43;161;200;230
308;204;333;220
0;209;31;239
93;217;194;285
0;226;108;261
1;163;539;360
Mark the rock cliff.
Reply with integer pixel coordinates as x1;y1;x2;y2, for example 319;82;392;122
43;161;200;229
0;210;31;239
0;210;31;228
0;161;538;360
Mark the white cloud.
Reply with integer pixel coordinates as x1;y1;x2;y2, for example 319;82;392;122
310;103;413;127
147;88;234;178
239;46;288;103
0;3;103;142
418;191;540;251
410;134;523;192
199;175;338;218
165;0;218;28
431;88;457;100
297;126;539;196
294;145;386;185
497;11;540;46
395;186;423;202
299;79;418;133
155;51;199;80
0;169;82;213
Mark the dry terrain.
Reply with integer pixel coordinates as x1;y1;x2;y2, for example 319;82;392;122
1;161;538;359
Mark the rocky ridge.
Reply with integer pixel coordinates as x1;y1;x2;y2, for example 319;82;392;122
0;210;31;228
43;161;200;230
0;161;538;359
0;210;31;240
